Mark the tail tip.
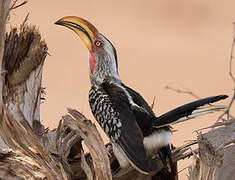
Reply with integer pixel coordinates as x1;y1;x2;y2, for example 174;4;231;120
218;95;229;100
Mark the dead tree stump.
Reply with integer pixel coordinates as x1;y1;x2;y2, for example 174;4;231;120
188;120;235;180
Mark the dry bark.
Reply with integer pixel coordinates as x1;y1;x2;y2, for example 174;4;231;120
0;0;11;149
188;120;235;180
0;25;66;179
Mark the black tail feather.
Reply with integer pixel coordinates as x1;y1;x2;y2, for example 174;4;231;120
153;95;228;127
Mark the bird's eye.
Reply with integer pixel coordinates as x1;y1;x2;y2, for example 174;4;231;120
95;40;102;47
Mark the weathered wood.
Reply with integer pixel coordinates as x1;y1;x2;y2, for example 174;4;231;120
0;0;11;149
66;108;112;180
3;26;47;128
0;0;11;109
0;25;68;180
188;120;235;180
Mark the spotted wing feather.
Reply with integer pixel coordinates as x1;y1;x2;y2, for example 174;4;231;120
89;83;157;173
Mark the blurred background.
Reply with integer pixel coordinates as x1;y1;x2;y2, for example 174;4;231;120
7;0;235;179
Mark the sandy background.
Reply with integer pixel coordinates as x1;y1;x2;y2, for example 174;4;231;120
8;0;235;179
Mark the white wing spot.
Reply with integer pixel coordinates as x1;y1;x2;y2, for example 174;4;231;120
116;121;122;128
143;130;172;150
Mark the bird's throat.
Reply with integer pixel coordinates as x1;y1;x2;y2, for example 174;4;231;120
89;53;96;73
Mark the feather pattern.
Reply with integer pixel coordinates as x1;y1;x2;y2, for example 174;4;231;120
89;82;158;173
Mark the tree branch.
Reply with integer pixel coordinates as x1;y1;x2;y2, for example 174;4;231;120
9;0;27;11
165;85;201;99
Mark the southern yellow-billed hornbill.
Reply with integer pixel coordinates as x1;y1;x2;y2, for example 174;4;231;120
55;16;228;174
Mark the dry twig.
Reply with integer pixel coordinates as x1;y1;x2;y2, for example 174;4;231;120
217;90;235;122
229;22;235;83
9;0;27;11
151;96;156;109
216;23;235;122
165;85;201;99
194;119;235;132
21;12;29;26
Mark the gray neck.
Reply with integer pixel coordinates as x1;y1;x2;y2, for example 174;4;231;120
89;33;121;86
89;48;121;86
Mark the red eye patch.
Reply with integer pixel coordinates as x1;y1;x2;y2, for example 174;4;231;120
93;39;104;51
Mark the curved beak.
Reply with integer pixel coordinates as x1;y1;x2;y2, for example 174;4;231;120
55;16;99;51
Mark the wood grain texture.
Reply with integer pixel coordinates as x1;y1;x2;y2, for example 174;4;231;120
0;0;11;149
188;120;235;180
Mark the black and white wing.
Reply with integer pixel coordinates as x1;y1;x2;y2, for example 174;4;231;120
89;82;157;174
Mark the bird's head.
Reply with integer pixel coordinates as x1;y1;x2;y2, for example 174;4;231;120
55;16;120;85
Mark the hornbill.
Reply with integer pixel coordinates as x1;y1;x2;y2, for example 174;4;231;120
55;16;228;174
